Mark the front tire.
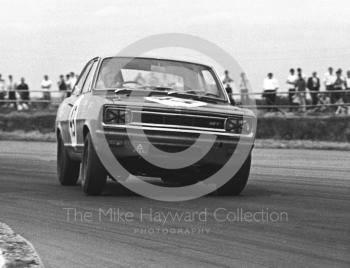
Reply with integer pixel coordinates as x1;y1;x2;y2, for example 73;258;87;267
81;132;107;195
217;155;252;196
57;133;80;185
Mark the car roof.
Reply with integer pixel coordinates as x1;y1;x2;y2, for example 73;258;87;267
95;55;213;69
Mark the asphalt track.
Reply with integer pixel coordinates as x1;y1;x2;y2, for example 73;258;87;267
0;141;349;268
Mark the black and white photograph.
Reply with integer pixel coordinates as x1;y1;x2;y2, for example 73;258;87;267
0;0;349;267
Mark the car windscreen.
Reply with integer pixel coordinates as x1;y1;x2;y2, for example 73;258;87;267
95;57;227;101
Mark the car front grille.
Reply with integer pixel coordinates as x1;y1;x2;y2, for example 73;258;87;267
130;110;227;131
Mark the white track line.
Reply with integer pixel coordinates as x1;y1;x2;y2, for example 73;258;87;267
0;248;5;268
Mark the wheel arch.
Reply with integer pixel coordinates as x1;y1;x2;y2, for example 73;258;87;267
56;125;62;140
83;125;90;140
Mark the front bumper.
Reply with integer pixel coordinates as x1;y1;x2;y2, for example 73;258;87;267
96;125;254;176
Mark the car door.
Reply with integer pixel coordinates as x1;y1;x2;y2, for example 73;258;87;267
73;59;100;148
59;60;94;146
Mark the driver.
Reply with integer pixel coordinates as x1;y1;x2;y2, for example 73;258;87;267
134;72;146;85
97;71;124;89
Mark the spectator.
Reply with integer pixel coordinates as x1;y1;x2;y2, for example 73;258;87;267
222;70;236;105
295;73;307;112
65;74;72;97
0;74;6;107
222;70;234;88
307;72;320;107
324;67;336;102
17;77;29;111
333;69;345;100
345;70;350;114
58;75;67;100
334;69;346;114
239;72;250;105
297;68;306;79
7;75;17;109
286;68;297;111
41;75;52;107
263;73;279;111
69;72;77;92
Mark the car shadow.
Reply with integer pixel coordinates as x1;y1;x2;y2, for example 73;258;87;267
102;179;194;196
101;179;278;198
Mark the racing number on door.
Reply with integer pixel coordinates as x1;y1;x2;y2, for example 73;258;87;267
68;96;83;146
68;105;78;145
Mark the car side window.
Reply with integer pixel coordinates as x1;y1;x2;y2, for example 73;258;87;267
81;60;98;94
72;61;94;95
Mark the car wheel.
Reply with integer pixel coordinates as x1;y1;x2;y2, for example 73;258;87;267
57;133;80;185
81;132;107;195
217;154;251;196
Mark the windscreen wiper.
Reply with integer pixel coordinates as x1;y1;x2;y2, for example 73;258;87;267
114;88;132;95
114;87;172;96
167;91;226;104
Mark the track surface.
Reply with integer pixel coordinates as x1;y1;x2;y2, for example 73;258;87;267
0;141;349;268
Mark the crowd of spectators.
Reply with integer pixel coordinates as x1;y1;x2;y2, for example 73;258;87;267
222;67;350;115
221;70;250;106
0;74;30;111
40;72;77;107
0;72;77;111
260;67;350;114
1;68;350;115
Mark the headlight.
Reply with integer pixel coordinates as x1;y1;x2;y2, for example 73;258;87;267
103;107;131;124
225;117;252;134
242;118;253;134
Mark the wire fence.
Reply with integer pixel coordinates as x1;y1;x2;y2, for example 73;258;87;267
231;89;350;96
0;89;349;111
234;89;350;112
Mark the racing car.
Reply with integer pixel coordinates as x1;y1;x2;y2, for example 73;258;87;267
56;56;256;195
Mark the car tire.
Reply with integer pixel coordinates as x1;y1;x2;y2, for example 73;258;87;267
57;133;80;185
81;132;107;195
217;154;251;196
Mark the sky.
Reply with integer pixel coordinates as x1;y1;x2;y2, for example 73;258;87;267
1;0;350;93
